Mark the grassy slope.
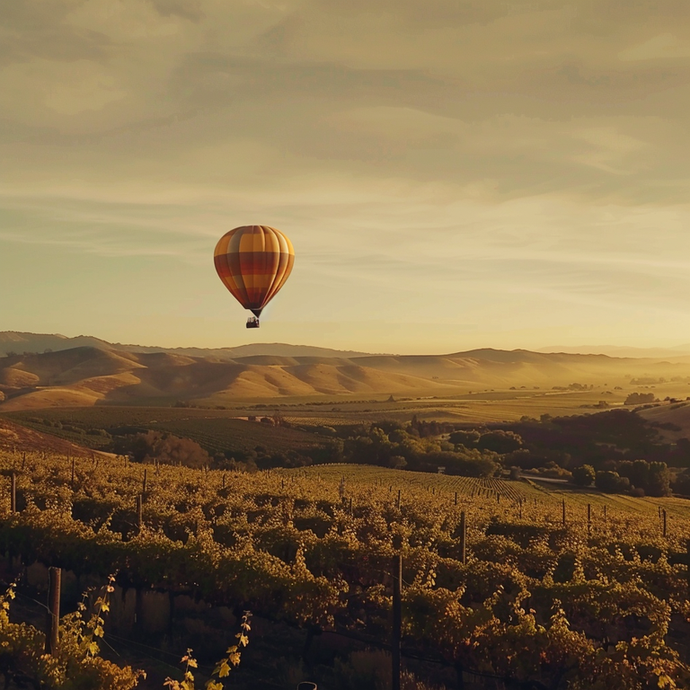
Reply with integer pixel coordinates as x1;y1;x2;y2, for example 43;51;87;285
4;345;690;411
287;464;690;519
3;407;328;456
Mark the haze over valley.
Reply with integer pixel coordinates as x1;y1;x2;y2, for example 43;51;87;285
3;332;690;420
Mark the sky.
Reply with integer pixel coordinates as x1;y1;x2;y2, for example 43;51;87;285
1;0;690;355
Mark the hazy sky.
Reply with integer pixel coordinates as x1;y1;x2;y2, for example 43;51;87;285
2;0;690;354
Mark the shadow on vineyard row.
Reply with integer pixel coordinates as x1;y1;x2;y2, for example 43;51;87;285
1;449;690;689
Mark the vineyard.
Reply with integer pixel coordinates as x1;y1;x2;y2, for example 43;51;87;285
0;450;689;688
301;464;690;518
4;407;327;457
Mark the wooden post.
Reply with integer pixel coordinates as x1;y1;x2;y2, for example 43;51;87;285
10;472;16;514
45;567;61;654
562;499;566;526
136;494;143;531
459;511;467;565
603;504;607;520
662;509;667;537
396;489;401;509
587;503;591;535
497;493;500;504
454;491;458;506
71;458;75;489
142;469;148;495
223;473;226;489
392;554;402;690
518;500;522;520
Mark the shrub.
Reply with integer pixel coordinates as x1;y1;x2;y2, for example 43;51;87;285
595;471;630;494
572;464;596;487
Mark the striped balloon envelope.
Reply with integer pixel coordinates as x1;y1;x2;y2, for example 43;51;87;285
214;225;295;322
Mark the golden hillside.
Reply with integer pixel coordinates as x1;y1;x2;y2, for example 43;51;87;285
1;345;690;410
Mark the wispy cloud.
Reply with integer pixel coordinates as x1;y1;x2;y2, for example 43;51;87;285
1;0;690;350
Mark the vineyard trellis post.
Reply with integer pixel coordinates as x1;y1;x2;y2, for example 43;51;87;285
392;553;402;690
142;468;148;496
562;499;566;526
136;494;143;531
459;511;467;564
454;491;458;506
587;503;591;536
663;509;667;537
45;567;61;655
10;472;16;514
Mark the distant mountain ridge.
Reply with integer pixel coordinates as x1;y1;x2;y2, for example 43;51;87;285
2;338;690;410
538;344;690;358
0;331;377;360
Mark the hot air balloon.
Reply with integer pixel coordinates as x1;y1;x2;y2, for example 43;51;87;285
214;225;295;328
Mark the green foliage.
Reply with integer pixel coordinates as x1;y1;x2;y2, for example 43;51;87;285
572;464;596;487
0;449;689;689
672;468;690;496
115;430;211;468
476;430;523;454
595;470;631;493
5;407;327;461
164;612;251;690
0;578;145;689
626;392;657;405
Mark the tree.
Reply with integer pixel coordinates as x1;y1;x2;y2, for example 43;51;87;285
477;430;523;454
114;431;210;468
617;459;670;496
646;461;671;496
595;470;630;494
388;455;407;469
624;392;655;405
672;468;690;496
572;464;596;487
449;430;481;448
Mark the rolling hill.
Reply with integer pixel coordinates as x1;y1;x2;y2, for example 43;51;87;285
0;331;374;360
2;341;690;410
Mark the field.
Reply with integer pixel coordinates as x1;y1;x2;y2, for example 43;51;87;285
296;463;690;519
0;387;674;450
0;446;689;688
2;406;328;456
